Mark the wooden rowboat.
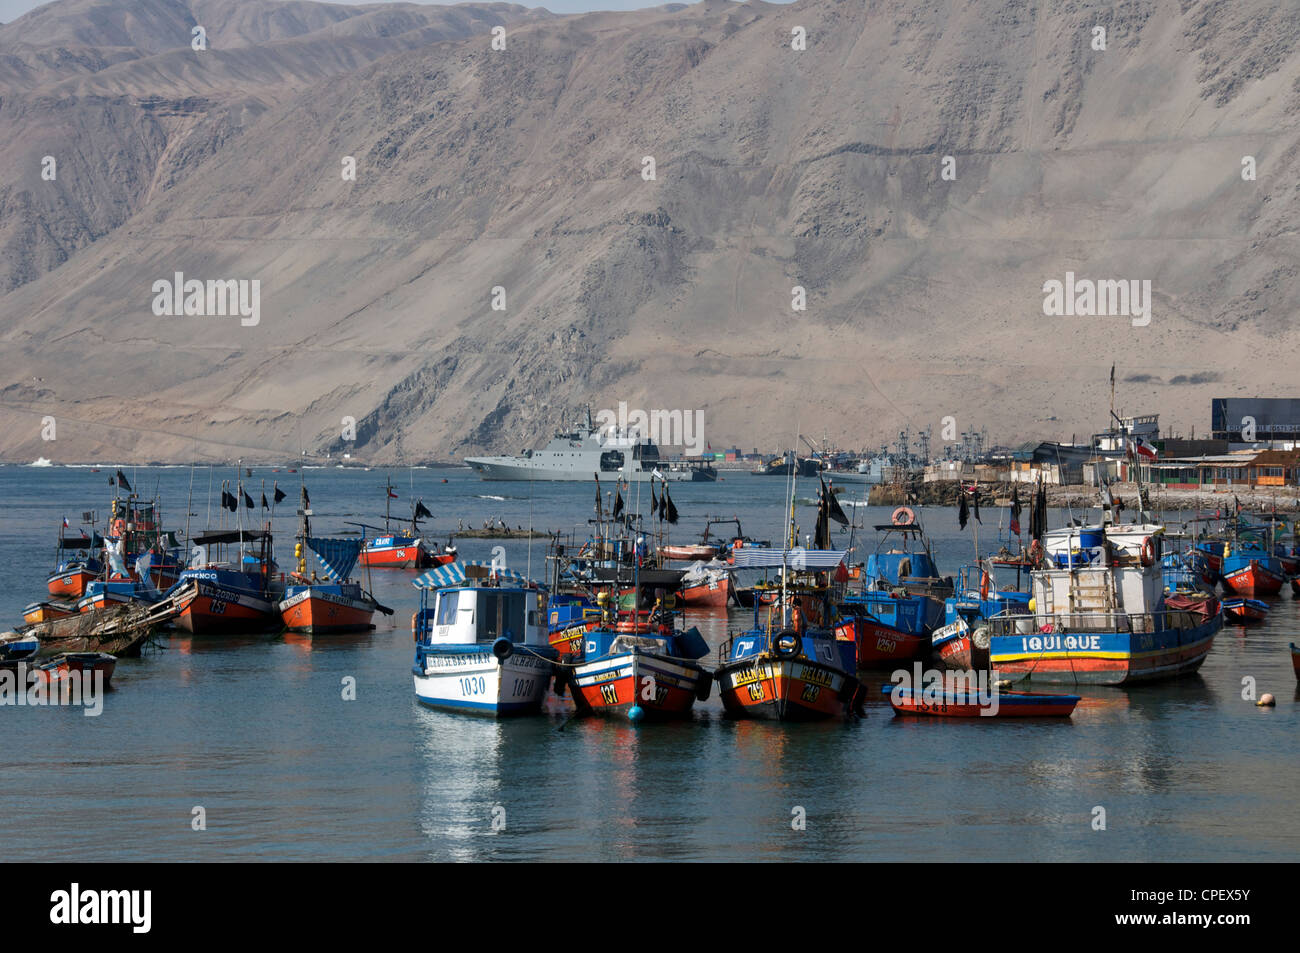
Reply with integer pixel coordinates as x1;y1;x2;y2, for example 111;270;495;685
1222;598;1269;623
883;683;1079;718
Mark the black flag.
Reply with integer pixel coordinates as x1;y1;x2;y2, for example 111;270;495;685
972;485;981;524
243;490;255;509
116;470;132;493
1010;484;1022;536
222;489;237;512
650;483;659;517
814;492;832;550
594;477;602;515
414;500;433;520
273;486;286;504
261;493;269;510
612;485;624;520
663;486;679;525
822;478;849;526
302;486;310;507
958;490;969;530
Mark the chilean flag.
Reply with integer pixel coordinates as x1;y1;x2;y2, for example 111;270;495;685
1129;436;1158;461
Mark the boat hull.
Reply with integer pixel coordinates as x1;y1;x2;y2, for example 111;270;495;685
22;601;79;625
885;685;1079;718
836;615;928;667
172;579;280;634
1222;598;1269;623
990;614;1221;686
279;587;376;633
47;567;98;599
412;648;553;716
568;649;704;719
680;575;729;607
33;652;117;690
360;537;426;569
716;655;860;720
1221;560;1285;597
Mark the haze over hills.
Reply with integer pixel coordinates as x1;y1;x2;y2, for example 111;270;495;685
1;0;1297;464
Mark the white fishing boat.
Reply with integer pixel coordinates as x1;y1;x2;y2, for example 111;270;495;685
410;561;557;716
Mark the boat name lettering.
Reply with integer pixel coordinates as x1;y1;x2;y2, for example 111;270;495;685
1024;634;1103;651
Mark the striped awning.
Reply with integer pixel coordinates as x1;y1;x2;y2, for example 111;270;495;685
307;537;363;583
730;548;848;569
413;561;537;590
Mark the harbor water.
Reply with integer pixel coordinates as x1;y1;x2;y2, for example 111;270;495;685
1;465;1297;861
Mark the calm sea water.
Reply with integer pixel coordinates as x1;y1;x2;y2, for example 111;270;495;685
1;464;1296;861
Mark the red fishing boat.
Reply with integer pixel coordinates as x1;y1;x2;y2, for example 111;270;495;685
680;572;729;607
1222;598;1269;623
1221;559;1286;597
565;621;711;720
46;563;100;599
834;610;928;667
884;683;1079;718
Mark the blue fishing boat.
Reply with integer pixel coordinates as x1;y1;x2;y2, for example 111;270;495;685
411;561;557;716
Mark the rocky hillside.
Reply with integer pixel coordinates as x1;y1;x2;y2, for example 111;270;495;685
1;0;1297;463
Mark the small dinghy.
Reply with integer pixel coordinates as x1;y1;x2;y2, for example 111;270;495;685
883;683;1079;718
1222;597;1269;623
32;652;117;689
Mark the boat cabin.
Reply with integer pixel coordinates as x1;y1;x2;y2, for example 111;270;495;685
416;577;548;650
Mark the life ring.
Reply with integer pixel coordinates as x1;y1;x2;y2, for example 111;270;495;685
771;628;802;658
1140;537;1156;568
891;506;915;526
111;518;126;536
615;620;652;634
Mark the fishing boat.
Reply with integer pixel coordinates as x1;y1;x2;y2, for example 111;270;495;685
279;536;390;633
1220;554;1286;597
75;579;161;613
355;478;452;569
22;600;79;625
659;543;720;562
834;606;929;666
46;559;102;599
932;562;1031;671
678;564;730;607
166;529;284;634
1221;598;1269;623
411;561;556;716
988;521;1221;685
883;683;1079;718
563;588;711;720
31;652;117;689
718;530;864;720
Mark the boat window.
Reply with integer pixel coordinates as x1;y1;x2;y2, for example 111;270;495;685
436;591;459;626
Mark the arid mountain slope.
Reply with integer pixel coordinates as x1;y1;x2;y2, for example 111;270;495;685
1;0;1298;463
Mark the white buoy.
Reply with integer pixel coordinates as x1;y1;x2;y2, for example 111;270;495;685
1257;693;1276;707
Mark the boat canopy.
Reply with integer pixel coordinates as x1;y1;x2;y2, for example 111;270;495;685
307;536;363;582
413;561;536;590
731;548;847;569
192;529;270;546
